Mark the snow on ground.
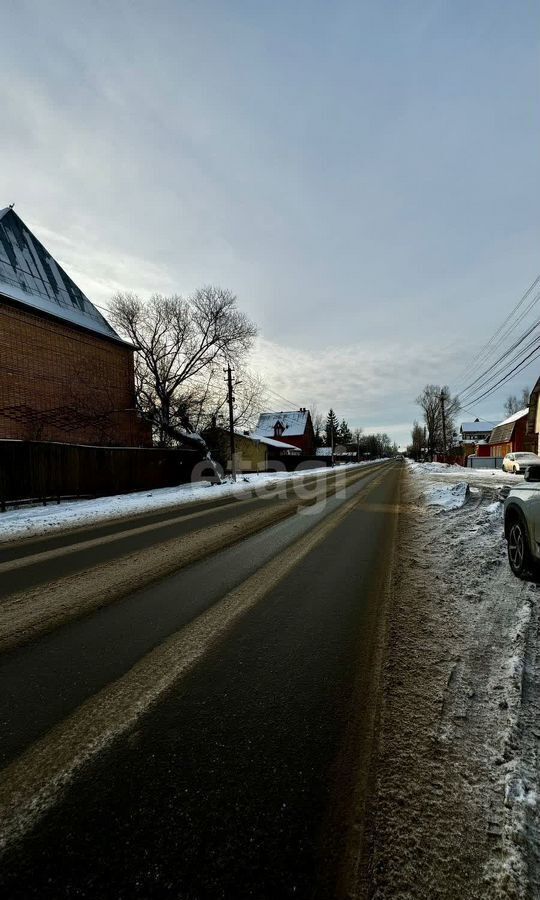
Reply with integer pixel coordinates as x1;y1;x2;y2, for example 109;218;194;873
370;460;539;899
424;480;471;510
0;462;370;544
408;459;523;486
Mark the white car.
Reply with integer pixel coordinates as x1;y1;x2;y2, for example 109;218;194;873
502;452;540;474
504;464;540;576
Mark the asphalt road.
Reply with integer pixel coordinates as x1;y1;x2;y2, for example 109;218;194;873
0;461;402;899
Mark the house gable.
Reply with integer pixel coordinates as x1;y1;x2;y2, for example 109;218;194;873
0;207;126;344
253;408;315;455
489;408;529;447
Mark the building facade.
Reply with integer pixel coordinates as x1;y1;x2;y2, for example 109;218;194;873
525;379;540;454
0;208;150;446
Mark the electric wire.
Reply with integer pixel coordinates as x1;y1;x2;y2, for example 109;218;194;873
454;276;540;390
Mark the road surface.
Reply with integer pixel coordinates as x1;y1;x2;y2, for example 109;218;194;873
0;461;402;899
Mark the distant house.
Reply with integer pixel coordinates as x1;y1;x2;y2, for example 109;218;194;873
0;207;150;447
211;427;300;473
316;444;350;458
460;419;495;443
254;408;315;455
488;408;529;457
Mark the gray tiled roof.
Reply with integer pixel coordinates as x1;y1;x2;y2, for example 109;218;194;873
0;208;126;344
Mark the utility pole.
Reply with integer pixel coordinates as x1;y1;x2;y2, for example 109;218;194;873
227;363;236;482
440;391;447;458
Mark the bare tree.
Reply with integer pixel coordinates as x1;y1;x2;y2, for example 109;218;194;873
109;287;257;453
407;421;426;461
416;384;459;460
191;367;266;433
504;387;530;417
358;432;395;458
310;403;325;447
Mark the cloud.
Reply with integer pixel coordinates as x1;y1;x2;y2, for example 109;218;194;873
0;1;538;448
252;336;465;444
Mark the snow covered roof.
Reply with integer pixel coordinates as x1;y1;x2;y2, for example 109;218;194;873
316;447;333;456
496;407;529;427
460;421;495;434
0;208;127;344
254;409;310;437
489;407;529;445
238;430;300;451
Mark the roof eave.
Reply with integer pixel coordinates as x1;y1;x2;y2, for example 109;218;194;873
0;289;134;349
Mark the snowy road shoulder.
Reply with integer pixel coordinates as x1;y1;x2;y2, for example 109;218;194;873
0;462;376;544
369;460;539;898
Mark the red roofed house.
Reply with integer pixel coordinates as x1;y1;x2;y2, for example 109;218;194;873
254;408;315;455
0;207;150;447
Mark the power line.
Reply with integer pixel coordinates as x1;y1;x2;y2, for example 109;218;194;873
454;276;540;390
458;316;540;403
461;344;540;409
457;402;497;423
260;384;304;409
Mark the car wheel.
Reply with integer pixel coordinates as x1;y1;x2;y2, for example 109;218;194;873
507;514;532;578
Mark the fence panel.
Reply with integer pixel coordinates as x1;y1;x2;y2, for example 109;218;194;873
467;456;504;469
0;440;202;506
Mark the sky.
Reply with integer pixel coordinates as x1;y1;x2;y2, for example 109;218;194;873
1;0;539;445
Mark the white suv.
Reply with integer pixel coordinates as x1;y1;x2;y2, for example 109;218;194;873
502;452;540;474
504;465;540;576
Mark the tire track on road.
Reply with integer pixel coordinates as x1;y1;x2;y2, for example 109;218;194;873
0;466;384;653
0;468;389;854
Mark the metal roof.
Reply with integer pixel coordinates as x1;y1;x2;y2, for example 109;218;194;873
460;421;495;434
0;208;127;344
254;410;310;437
251;434;300;451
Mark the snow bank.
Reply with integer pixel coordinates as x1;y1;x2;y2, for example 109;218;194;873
424;481;470;510
0;462;372;544
407;459;522;486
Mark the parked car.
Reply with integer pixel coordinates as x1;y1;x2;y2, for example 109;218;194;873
502;451;540;474
504;465;540;576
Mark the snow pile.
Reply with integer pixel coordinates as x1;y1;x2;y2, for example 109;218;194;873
0;462;372;544
408;459;522;485
409;461;463;474
370;461;539;898
424;481;470;510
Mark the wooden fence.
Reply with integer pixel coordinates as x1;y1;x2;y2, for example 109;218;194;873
0;440;208;508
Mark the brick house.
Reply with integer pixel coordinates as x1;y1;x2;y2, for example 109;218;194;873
253;408;315;455
0;208;150;446
488;408;528;457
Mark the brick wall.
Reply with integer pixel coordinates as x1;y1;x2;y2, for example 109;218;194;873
0;297;151;446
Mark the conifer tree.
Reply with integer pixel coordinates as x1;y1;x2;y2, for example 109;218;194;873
338;419;352;445
325;409;339;447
